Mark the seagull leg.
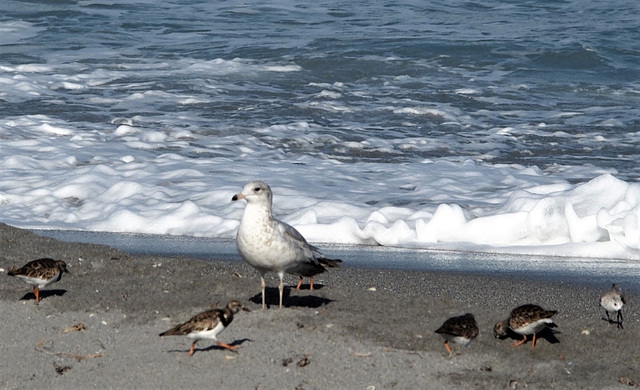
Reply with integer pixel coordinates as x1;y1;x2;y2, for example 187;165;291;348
278;275;284;309
444;341;452;354
296;277;303;290
309;276;315;291
188;341;197;356
260;276;266;310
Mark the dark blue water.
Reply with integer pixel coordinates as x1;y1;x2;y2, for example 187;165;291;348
2;0;639;177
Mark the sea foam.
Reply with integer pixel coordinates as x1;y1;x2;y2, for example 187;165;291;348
1;122;639;261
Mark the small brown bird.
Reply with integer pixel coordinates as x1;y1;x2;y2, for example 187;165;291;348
494;304;557;350
159;300;249;356
294;257;341;290
7;258;69;304
600;283;625;329
435;313;479;354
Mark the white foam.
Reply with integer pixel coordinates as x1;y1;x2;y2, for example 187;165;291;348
1;114;639;261
35;123;74;136
183;58;301;76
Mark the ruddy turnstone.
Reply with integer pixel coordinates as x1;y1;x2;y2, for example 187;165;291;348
493;304;557;350
7;258;68;304
295;276;321;291
435;313;479;354
600;283;625;329
294;264;341;291
159;300;249;356
296;277;311;290
232;180;341;309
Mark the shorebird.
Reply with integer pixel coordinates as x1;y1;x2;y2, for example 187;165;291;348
295;277;318;290
600;283;625;329
435;313;479;354
493;304;557;350
159;300;249;356
232;180;341;309
7;258;68;304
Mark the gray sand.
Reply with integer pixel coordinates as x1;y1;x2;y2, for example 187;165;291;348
0;223;638;389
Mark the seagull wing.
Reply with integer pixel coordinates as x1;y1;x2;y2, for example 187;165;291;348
276;220;320;264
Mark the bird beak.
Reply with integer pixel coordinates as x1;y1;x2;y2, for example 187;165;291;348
242;307;251;313
232;192;245;201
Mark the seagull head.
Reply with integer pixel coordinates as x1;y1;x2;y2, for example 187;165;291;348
232;180;273;206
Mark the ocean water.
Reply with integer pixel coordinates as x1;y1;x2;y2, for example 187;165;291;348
2;0;640;263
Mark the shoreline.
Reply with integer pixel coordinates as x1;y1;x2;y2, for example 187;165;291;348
33;228;640;290
1;223;638;389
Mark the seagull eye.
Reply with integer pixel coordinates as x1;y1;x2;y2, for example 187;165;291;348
254;187;261;192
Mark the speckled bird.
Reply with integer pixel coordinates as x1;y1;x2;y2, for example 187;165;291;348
493;304;557;350
7;258;68;304
435;313;479;354
159;300;249;356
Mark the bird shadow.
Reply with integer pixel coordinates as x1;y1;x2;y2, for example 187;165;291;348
601;317;623;329
20;289;67;302
201;338;252;353
249;287;333;309
167;338;252;355
497;326;561;346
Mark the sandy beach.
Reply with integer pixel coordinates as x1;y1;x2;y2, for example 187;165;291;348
0;222;638;389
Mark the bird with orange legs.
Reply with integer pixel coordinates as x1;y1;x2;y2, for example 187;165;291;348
435;313;479;354
160;300;249;356
493;304;557;350
7;258;68;304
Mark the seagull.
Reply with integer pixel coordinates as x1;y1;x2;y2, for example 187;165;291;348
493;304;557;350
435;313;479;354
232;180;341;309
7;258;69;304
600;283;625;329
159;300;249;356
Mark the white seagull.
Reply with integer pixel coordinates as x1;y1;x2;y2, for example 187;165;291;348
232;180;341;309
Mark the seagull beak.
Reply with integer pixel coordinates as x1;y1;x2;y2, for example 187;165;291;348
242;307;251;313
232;192;245;201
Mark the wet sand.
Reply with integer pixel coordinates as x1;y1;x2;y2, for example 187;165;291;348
0;222;637;389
